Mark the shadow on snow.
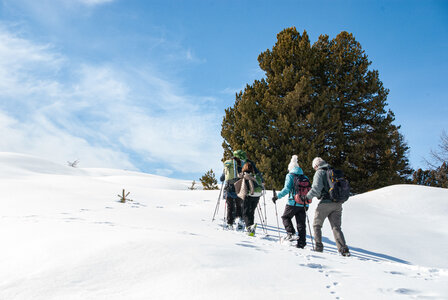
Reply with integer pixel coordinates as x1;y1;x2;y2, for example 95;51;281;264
220;221;410;265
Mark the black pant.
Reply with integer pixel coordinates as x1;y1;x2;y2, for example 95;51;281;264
282;205;307;247
243;196;260;227
226;197;243;225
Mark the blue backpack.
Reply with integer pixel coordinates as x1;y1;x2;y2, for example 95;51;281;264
326;168;350;203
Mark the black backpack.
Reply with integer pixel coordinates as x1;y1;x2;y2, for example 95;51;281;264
293;174;312;205
326;168;350;203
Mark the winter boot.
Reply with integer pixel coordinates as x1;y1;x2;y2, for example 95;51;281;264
340;247;350;257
314;245;323;252
296;241;306;249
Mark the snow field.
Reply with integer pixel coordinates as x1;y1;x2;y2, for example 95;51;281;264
0;152;447;299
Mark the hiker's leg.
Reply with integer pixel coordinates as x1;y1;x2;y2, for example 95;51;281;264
313;203;331;251
235;197;243;219
281;205;296;234
328;203;348;253
226;197;236;225
295;207;307;248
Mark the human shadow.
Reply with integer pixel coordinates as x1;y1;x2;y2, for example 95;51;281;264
253;224;410;264
320;236;410;264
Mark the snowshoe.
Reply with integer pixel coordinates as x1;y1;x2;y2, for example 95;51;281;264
225;224;234;230
247;224;257;236
283;233;298;242
236;218;244;230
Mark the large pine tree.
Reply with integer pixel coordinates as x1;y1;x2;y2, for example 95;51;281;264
221;28;412;193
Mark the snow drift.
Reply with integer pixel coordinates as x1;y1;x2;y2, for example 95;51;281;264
0;152;447;299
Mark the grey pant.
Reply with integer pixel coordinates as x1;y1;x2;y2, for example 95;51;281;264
313;202;348;253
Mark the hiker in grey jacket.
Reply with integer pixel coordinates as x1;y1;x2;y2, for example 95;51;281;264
306;157;350;256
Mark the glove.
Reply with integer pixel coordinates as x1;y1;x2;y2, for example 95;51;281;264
300;195;309;204
272;196;278;203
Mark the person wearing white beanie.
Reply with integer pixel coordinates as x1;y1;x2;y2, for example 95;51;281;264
288;155;300;172
272;155;310;248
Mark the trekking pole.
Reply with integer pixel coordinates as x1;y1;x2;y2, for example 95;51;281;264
262;187;267;224
304;204;315;251
222;200;227;229
212;183;224;222
257;201;266;229
256;204;267;234
273;189;281;243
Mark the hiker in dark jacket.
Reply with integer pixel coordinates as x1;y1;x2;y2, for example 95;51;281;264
220;157;243;229
306;157;350;256
272;155;309;248
233;150;263;181
232;150;264;232
235;162;263;235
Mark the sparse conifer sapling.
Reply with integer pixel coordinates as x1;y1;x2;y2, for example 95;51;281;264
118;189;132;203
200;169;219;190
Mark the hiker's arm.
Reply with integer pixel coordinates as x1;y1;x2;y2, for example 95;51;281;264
220;170;225;182
254;166;263;182
307;170;324;200
248;160;264;183
277;174;293;199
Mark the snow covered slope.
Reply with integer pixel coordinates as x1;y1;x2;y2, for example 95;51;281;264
0;152;447;300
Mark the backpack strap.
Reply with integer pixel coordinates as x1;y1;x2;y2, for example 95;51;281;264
233;159;237;179
291;173;298;196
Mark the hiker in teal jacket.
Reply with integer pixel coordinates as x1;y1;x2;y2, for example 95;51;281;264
272;155;309;248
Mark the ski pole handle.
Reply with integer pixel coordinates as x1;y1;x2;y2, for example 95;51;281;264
272;189;281;242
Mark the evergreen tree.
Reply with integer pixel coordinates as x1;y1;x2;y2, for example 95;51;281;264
435;162;448;188
221;28;412;193
200;169;219;190
412;163;447;188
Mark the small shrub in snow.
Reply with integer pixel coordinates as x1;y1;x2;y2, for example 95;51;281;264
118;189;132;203
188;180;197;190
67;160;79;168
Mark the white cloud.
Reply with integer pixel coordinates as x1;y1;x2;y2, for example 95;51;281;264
0;26;223;177
0;111;134;169
74;65;130;102
155;168;174;177
0;29;63;101
220;87;244;96
77;0;115;6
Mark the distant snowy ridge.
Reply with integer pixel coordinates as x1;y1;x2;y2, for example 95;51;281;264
0;152;197;190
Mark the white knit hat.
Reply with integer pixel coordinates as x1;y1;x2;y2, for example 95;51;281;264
288;155;300;172
312;157;325;169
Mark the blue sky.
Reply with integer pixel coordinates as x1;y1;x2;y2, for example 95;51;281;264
0;0;447;180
